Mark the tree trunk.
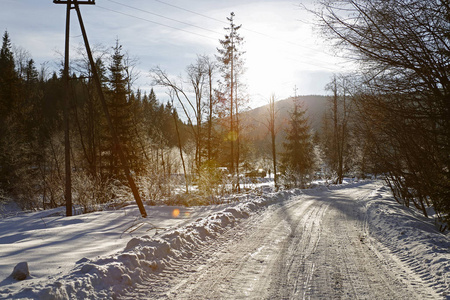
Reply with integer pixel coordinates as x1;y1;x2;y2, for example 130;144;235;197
269;95;278;189
172;105;188;194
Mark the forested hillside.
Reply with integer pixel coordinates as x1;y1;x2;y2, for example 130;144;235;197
241;95;328;161
0;32;189;212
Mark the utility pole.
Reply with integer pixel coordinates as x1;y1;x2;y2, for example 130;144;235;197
61;0;76;217
54;0;148;218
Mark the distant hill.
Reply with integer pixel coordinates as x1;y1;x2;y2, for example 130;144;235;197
240;95;329;157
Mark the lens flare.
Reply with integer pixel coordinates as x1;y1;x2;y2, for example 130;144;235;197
172;209;180;218
226;131;238;142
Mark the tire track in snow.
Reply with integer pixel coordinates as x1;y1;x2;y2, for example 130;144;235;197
268;199;329;299
124;182;443;299
320;185;442;300
173;197;315;299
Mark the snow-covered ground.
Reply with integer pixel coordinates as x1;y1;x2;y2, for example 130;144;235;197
0;180;448;299
0;200;237;298
359;184;450;296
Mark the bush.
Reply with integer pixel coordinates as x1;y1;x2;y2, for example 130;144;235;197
72;172;120;214
197;161;226;197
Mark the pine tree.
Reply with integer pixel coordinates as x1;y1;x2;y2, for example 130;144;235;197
216;12;245;177
0;31;16;125
142;89;158;142
281;100;315;188
22;59;40;137
0;31;16;113
0;30;18;188
100;40;138;179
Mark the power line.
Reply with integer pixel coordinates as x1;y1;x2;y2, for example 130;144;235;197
104;0;223;36
96;1;346;72
154;0;228;25
106;0;332;56
96;5;217;41
153;0;333;56
153;0;348;71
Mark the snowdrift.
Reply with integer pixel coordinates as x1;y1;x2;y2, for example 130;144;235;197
361;185;450;297
2;188;303;299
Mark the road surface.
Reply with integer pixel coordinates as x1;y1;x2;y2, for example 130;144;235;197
124;182;440;299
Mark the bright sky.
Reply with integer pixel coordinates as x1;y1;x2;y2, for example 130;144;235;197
0;0;349;108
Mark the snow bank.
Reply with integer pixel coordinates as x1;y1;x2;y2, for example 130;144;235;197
1;189;303;299
362;185;450;296
3;180;447;299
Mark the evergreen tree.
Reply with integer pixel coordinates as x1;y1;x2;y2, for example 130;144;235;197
281;100;315;188
0;31;16;114
0;30;18;188
216;12;245;176
101;40;139;179
76;57;107;176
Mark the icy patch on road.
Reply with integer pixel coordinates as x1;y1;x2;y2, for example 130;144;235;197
362;186;450;297
3;188;303;299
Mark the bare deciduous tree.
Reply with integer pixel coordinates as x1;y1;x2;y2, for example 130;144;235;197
314;0;450;223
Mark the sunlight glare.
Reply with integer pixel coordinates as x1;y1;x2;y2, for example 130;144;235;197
172;209;180;218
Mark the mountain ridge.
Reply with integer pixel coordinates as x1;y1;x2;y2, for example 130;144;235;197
241;95;329;156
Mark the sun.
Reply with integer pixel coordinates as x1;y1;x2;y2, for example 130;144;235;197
245;41;296;105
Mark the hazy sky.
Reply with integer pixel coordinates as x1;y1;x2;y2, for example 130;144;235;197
1;0;349;108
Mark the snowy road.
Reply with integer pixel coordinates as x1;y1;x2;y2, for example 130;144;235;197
124;183;441;299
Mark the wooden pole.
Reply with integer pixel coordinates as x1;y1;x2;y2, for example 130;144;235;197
63;0;72;217
73;2;147;217
55;0;147;218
